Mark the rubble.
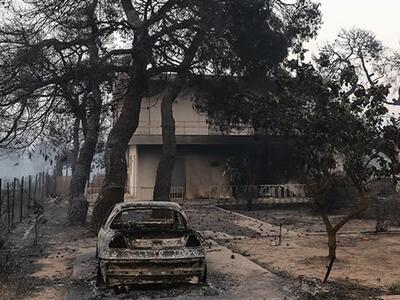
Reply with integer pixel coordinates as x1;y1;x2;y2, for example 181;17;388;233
290;276;381;300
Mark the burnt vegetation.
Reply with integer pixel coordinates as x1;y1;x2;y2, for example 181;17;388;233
0;0;400;297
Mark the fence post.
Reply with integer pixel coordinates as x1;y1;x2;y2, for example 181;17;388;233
45;172;49;197
33;174;38;204
19;176;24;223
41;172;45;201
44;173;47;198
11;178;16;228
7;182;10;230
42;172;45;199
38;173;42;201
28;175;32;208
0;178;2;222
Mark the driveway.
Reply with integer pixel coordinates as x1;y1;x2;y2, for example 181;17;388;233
65;239;292;300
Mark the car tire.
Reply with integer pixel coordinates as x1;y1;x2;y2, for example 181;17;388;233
96;259;105;288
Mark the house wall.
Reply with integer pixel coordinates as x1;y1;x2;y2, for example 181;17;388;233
127;145;230;200
136;147;159;188
184;153;229;199
126;92;303;200
136;96;208;135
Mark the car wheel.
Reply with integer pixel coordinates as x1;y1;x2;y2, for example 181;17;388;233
200;264;207;284
96;259;105;288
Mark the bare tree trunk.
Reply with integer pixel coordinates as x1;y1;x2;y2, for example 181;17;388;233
90;72;147;233
67;1;102;224
323;251;336;283
88;0;150;234
152;34;204;201
327;230;337;259
315;183;369;283
319;210;338;283
153;79;183;201
67;91;102;224
71;117;80;175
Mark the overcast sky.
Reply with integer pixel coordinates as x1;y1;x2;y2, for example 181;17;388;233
307;0;400;53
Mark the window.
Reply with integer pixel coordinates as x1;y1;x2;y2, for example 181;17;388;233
110;208;187;231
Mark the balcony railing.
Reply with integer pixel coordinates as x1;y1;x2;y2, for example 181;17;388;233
135;121;254;136
208;184;311;204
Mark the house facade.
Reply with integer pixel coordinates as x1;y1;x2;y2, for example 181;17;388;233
126;93;303;200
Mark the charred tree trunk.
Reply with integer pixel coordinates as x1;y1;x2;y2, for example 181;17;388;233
153;80;183;201
322;227;337;283
315;183;369;283
327;230;337;259
89;72;147;233
67;1;102;224
152;34;203;201
89;0;150;234
71;117;80;175
67;92;102;224
319;210;338;283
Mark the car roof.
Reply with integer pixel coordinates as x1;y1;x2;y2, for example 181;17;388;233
113;201;182;211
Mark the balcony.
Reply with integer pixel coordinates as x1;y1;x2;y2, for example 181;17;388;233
135;121;254;136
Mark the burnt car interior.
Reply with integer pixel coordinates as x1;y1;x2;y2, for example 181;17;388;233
110;208;187;232
107;208;203;249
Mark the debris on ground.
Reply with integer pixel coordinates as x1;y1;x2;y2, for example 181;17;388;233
290;276;382;300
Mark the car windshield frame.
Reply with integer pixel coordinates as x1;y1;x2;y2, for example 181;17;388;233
107;207;188;232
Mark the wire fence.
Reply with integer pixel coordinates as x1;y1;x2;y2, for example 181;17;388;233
0;172;50;232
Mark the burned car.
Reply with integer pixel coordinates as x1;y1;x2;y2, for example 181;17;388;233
96;201;207;288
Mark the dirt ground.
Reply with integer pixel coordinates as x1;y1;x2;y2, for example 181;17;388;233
223;205;400;291
0;198;398;299
0;199;293;300
235;206;378;233
0;198;92;300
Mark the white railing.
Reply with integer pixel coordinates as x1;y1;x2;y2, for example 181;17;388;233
135;121;254;136
85;186;185;203
126;186;185;201
209;184;311;204
85;187;102;203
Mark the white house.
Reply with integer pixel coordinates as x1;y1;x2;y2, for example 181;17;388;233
125;90;303;201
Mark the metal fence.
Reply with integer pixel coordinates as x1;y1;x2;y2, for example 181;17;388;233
85;186;186;203
0;172;49;231
126;186;185;201
85;187;102;203
209;184;311;204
